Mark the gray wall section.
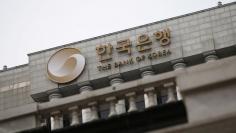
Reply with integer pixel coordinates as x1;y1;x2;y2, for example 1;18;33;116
29;3;236;95
0;115;37;133
0;65;29;88
0;65;34;111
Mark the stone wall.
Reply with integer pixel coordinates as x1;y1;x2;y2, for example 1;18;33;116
0;65;34;111
28;3;236;95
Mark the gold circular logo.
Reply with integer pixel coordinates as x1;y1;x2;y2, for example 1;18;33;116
47;48;85;83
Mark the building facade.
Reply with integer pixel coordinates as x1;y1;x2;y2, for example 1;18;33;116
0;2;236;133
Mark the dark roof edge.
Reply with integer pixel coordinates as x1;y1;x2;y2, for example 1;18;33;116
25;1;234;56
0;64;28;73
